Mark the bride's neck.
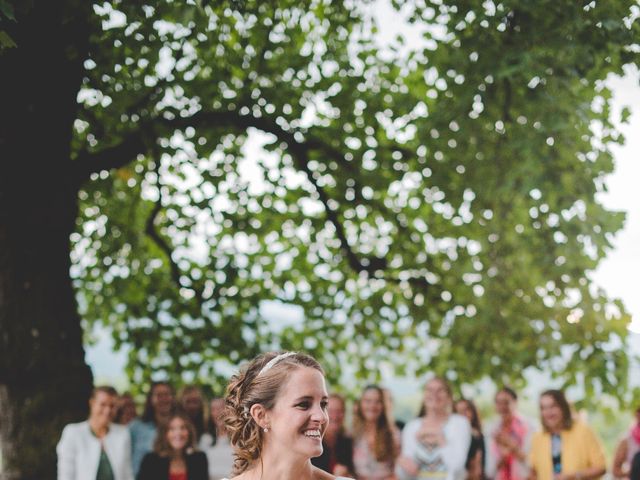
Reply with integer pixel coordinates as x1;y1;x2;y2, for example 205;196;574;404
245;452;314;480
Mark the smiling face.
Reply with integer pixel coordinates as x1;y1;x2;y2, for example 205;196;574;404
359;387;384;424
264;366;329;460
495;390;516;418
181;389;203;417
166;416;191;452
540;394;564;433
117;395;137;424
424;378;451;415
89;391;117;428
151;384;174;417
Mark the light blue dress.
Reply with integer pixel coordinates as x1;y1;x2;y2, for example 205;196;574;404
128;419;156;475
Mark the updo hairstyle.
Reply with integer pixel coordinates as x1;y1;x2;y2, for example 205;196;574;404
223;351;323;474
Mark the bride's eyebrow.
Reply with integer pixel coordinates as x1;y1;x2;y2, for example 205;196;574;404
292;395;328;402
293;396;313;402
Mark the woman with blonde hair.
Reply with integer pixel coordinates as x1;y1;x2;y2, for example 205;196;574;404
137;412;208;480
352;385;401;480
220;351;352;480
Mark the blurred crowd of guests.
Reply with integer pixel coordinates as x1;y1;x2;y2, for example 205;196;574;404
57;383;232;480
56;377;640;480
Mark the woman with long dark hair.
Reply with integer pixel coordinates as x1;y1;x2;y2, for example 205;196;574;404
178;385;207;447
455;398;485;480
352;385;400;480
129;382;176;475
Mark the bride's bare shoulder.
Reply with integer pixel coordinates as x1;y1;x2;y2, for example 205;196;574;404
312;467;354;480
225;469;354;480
222;468;252;480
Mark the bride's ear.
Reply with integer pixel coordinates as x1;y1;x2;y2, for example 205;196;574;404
249;403;270;430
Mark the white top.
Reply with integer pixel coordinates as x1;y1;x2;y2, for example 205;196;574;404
397;414;471;480
205;436;234;480
56;420;134;480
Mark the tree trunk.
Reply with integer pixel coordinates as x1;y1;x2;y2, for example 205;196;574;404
0;2;94;478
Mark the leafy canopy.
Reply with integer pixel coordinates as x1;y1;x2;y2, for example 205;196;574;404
71;0;639;402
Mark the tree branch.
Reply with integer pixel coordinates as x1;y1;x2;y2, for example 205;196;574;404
71;127;150;186
73;108;409;279
145;195;182;289
144;158;206;304
291;141;389;275
171;110;394;275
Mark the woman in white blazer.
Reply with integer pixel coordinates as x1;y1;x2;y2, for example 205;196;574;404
57;386;134;480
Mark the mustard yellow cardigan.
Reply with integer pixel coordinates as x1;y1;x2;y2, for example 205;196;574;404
529;421;606;480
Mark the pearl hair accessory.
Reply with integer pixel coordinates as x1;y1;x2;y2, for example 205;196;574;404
257;352;296;377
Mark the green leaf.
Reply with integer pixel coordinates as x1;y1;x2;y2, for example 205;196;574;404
0;0;15;21
620;106;631;124
0;30;16;49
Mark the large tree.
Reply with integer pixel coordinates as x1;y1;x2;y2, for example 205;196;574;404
1;0;637;478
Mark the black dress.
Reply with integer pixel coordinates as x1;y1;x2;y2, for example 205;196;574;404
311;432;355;475
137;451;208;480
465;432;485;477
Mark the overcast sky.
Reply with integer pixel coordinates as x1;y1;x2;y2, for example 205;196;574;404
592;68;640;334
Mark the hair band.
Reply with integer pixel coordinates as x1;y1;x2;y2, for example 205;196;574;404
257;352;296;377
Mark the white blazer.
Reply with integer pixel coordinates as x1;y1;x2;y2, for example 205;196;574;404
57;421;134;480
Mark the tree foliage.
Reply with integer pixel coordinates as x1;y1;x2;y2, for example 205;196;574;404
69;0;638;401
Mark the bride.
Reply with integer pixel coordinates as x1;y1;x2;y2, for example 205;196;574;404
220;351;353;480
